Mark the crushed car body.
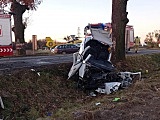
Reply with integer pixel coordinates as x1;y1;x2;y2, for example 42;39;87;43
68;27;141;95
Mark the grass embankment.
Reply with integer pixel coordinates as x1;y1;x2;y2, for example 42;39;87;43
0;53;160;120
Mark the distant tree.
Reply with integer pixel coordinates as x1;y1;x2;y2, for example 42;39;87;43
146;32;153;43
112;0;129;61
145;30;160;48
154;30;160;42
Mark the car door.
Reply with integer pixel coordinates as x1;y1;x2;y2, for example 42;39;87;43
70;44;79;53
65;44;71;53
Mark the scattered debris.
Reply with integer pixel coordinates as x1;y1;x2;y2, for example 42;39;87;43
119;71;141;88
113;98;120;102
90;92;97;97
31;68;41;76
105;82;121;94
68;28;142;95
68;29;141;96
46;112;52;116
37;72;41;76
95;102;101;106
95;88;105;94
0;96;4;109
31;69;36;71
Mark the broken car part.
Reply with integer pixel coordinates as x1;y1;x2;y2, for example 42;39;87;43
68;28;141;94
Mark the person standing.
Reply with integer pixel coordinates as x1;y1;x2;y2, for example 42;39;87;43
134;36;140;53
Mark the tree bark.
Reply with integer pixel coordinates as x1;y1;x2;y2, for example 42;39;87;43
11;0;29;43
112;0;129;61
11;0;29;55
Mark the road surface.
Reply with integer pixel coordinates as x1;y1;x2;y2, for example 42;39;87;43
127;48;160;55
0;48;160;73
0;54;73;74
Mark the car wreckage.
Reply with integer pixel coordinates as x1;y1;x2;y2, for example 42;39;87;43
68;28;141;95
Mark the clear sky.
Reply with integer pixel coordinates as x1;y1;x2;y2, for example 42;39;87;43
22;0;160;43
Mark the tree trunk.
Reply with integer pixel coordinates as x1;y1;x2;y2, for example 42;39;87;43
11;0;29;55
112;0;129;61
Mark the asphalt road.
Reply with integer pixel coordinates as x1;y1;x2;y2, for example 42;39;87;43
0;48;160;73
127;48;160;55
0;54;73;74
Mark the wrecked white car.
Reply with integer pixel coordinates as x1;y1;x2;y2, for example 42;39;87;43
68;28;141;94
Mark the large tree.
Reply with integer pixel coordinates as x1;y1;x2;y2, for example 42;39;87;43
112;0;129;60
0;0;42;55
1;0;42;43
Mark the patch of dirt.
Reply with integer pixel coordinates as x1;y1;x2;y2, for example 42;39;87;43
0;54;160;120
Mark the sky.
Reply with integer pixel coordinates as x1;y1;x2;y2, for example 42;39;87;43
20;0;160;43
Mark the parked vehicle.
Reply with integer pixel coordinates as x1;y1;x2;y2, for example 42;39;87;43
74;43;81;47
52;44;79;54
0;12;13;56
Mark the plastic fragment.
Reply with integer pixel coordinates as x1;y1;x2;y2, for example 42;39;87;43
31;69;36;71
113;98;120;102
95;102;101;106
0;96;4;109
37;72;40;76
